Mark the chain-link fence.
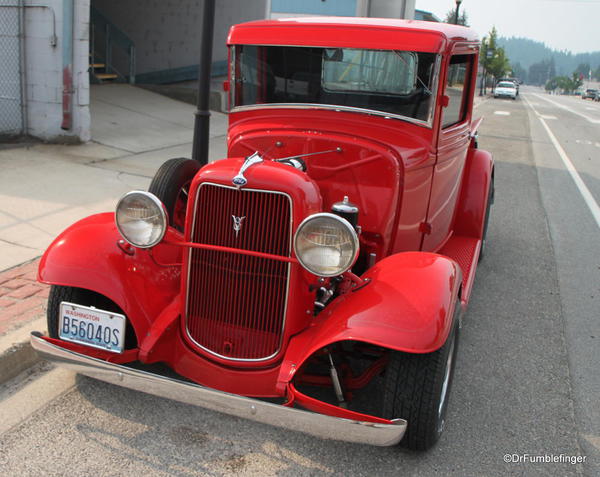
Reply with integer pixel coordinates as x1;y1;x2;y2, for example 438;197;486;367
0;1;24;137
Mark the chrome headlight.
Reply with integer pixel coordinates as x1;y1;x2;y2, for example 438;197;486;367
115;191;167;248
294;213;359;277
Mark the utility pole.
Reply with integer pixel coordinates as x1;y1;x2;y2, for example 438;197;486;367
192;0;216;166
454;0;463;24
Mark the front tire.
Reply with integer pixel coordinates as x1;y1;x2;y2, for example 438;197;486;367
148;158;200;232
380;312;460;451
47;285;137;349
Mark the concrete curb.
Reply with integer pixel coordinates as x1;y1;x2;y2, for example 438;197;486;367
0;258;48;385
0;316;45;385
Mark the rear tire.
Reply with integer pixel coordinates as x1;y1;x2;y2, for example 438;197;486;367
381;312;460;451
148;158;200;232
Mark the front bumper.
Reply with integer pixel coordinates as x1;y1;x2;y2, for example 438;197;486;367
30;332;406;447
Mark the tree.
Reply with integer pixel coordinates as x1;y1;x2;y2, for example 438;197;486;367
479;27;512;93
595;65;600;81
528;58;556;86
488;48;511;80
574;63;591;80
551;72;583;94
511;62;527;83
444;9;469;26
545;77;558;93
571;72;583;91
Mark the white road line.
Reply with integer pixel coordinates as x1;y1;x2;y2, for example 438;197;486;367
532;93;600;124
524;95;600;229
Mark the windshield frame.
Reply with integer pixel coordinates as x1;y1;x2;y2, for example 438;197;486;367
229;44;441;129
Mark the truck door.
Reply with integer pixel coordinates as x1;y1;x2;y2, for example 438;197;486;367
422;52;476;251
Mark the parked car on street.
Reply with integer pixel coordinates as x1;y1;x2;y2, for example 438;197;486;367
31;17;493;452
497;77;519;96
582;88;598;100
494;81;518;99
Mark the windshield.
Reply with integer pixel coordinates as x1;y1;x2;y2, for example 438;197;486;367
497;82;515;88
231;45;438;123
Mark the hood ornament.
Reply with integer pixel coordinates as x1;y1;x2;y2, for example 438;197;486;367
232;152;263;189
231;215;245;237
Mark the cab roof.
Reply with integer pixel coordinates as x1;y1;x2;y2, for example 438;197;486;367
228;17;479;53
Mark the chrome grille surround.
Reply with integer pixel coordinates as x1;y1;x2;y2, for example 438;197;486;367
184;182;293;362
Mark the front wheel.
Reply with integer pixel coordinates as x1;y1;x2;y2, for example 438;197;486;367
380;313;460;451
47;286;137;349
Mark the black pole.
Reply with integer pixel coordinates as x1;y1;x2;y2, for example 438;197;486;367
192;0;216;165
454;3;461;24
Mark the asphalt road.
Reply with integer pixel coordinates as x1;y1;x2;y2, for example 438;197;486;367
1;92;598;476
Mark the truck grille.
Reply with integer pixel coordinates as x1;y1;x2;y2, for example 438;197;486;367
185;183;292;361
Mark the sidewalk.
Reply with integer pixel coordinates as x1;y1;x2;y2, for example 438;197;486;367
0;84;228;382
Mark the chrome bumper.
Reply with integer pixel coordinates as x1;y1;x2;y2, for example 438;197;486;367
30;333;406;446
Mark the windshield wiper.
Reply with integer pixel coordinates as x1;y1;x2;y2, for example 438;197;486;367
273;147;343;162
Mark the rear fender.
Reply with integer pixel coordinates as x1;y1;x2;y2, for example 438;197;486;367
38;213;182;339
278;252;461;388
454;148;494;238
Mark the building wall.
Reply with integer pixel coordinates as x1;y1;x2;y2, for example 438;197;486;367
92;0;268;78
270;0;415;19
7;0;90;142
270;0;357;16
366;0;415;19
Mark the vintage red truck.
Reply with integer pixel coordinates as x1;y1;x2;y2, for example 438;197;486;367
31;16;493;451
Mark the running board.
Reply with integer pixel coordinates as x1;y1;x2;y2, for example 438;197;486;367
438;235;481;306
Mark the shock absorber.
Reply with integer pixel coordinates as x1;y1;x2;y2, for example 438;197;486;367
328;352;347;408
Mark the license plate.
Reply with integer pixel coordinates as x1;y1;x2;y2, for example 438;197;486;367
59;302;126;354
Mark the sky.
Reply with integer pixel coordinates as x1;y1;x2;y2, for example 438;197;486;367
416;0;600;53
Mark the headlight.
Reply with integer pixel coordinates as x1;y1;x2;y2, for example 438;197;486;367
115;191;167;248
294;213;359;277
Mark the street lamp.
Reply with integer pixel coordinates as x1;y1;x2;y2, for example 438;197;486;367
454;0;463;25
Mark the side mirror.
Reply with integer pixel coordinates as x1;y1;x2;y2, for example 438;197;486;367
441;95;450;108
222;80;230;92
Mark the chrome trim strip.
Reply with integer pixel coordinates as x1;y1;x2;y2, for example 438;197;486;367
427;54;442;123
230;103;433;128
30;333;406;446
185;182;294;363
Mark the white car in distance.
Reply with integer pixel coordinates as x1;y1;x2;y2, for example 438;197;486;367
494;81;517;100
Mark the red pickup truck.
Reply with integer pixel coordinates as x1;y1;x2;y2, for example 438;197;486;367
32;17;493;451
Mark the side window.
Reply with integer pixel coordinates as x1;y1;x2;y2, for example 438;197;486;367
442;54;473;128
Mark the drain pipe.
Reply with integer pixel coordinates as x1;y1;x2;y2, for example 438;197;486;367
60;0;74;130
191;0;215;166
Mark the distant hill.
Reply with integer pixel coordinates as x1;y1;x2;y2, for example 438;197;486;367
497;37;600;82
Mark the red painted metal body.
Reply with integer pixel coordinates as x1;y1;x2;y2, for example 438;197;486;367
38;18;492;425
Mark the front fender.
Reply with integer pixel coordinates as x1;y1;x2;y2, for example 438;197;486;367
38;213;181;339
279;252;461;387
